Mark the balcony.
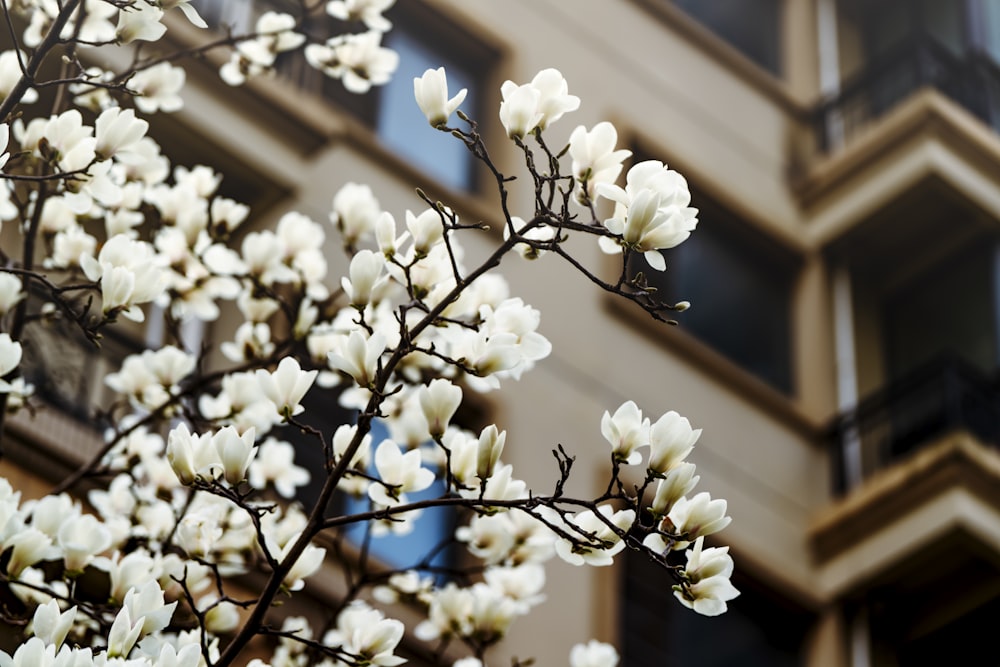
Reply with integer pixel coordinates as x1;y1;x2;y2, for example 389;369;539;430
829;356;1000;493
815;34;1000;152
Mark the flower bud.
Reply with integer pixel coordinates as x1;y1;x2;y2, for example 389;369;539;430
476;425;506;480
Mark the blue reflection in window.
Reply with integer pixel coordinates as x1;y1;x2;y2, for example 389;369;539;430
341;420;454;574
376;29;477;192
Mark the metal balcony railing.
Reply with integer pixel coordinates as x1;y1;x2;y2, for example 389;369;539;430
815;34;1000;152
829;356;1000;493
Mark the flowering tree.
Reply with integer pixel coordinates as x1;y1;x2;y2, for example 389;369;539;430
0;1;738;666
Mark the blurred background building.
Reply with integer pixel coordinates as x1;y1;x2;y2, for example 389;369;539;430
8;0;1000;665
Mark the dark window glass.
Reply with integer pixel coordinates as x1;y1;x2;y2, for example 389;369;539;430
882;244;996;380
672;0;783;75
634;190;797;394
622;548;812;666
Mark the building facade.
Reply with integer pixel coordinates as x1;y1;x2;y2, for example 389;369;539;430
8;1;1000;665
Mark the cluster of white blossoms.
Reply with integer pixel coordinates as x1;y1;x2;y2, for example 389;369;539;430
0;1;737;664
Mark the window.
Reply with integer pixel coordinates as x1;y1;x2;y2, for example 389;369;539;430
631;186;798;394
622;548;813;666
195;0;495;192
282;388;489;575
670;0;783;75
882;243;996;382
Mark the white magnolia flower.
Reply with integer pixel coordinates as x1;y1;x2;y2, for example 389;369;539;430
596;160;699;270
665;492;732;548
5;529;54;577
116;2;167;44
249;438;310;498
648;410;700;475
278;534;326;591
0;273;23;315
107;606;144;658
476;424;505;480
212;425;257;485
306;30;398;94
0;332;22;378
330;182;382;246
650;463;700;517
80;235;164;321
570;640;620;667
94;107;148;160
498;81;542;140
499;68;579;139
255;357;318;419
166;422;221;485
0;51;38;105
414;67;467;127
342;249;385;308
0;123;8;170
326;0;395;31
130;62;185;113
326;601;405;667
418;379;462;439
674;537;740;616
529;68;581;129
31;600;76;649
369;439;435;506
554;505;634;567
159;0;207;28
123;580;177;635
569;122;631;204
328;329;386;388
57;513;111;573
601;401;649;465
405;208;445;255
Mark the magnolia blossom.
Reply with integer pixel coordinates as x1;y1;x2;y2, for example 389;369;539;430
0;122;8;171
0;51;38;105
370;439;435;506
31;600;76;649
212;425;258;485
326;0;395;31
305;30;399;94
476;425;506;480
116;2;167;44
554;506;635;567
648;410;700;475
418;379;462;438
674;537;740;616
661;492;731;549
650;462;699;517
328;329;386;388
326;601;405;666
249;438;310;498
81;235;164;321
569;122;631;204
0;333;21;379
57;514;111;573
94;107;148;160
342;249;385;307
570;640;620;667
601;401;649;465
499;68;579;138
414;67;467;127
596;160;699;271
278;534;326;591
503;217;558;260
130;62;186;113
256;357;318;419
330;182;382;247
